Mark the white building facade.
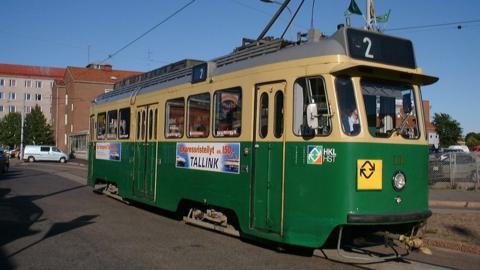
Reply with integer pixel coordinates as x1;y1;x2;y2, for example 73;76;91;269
0;64;65;124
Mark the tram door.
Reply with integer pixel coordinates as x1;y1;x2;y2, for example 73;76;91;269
252;82;285;234
134;104;159;200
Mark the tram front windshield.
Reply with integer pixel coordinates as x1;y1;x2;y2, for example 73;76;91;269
360;79;419;139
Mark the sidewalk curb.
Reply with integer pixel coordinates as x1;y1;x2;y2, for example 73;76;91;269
429;200;480;209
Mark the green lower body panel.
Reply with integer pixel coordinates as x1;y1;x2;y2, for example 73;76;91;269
88;141;429;248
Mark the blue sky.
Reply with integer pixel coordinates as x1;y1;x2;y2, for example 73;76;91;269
2;0;479;134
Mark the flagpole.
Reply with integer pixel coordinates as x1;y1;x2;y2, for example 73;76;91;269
366;0;371;29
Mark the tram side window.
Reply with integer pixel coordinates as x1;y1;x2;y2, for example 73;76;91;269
165;98;184;138
293;77;331;136
188;93;210;138
213;88;242;137
107;110;118;139
119;108;130;139
336;77;360;136
97;112;106;140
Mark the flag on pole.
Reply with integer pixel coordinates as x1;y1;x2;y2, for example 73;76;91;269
346;0;362;16
376;9;391;23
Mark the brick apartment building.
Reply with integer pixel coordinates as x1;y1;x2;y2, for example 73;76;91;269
52;64;141;158
0;63;64;124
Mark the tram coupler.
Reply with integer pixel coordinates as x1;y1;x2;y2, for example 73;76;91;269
334;226;408;263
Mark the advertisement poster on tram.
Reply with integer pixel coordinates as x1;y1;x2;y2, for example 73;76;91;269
175;142;240;174
96;142;122;161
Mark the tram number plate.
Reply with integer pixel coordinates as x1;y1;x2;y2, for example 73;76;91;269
357;159;383;190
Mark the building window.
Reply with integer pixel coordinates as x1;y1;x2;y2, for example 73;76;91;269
26;106;32;113
65;94;68;105
0;105;3;112
35;94;42;101
65;113;68;125
119;108;130;139
64;134;67;145
8;105;15;113
35;81;42;88
25;93;31;101
71;124;73;133
71;134;87;153
0;79;4;87
9;79;16;87
25;80;32;88
213;88;242;137
0;92;3;99
188;93;210;138
8;92;16;100
71;104;74;111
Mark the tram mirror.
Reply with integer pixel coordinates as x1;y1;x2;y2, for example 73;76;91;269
402;93;412;114
306;103;319;129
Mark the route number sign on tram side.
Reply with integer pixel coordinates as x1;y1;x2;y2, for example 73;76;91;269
346;28;416;69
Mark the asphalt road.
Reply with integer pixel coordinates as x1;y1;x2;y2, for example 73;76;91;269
0;160;478;270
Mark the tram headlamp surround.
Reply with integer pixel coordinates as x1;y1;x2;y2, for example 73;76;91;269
392;171;406;191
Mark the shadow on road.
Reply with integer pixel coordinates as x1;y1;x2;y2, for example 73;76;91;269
0;168;97;269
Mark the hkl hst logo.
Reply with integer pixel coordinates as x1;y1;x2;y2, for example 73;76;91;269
307;145;336;165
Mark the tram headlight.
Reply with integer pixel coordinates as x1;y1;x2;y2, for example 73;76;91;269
392;171;406;191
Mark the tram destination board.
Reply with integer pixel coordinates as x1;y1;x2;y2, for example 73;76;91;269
346;28;416;69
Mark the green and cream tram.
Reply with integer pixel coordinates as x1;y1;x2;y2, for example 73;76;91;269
88;25;437;252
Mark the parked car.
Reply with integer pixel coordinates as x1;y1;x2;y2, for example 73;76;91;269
23;145;69;163
7;148;19;158
0;147;10;173
473;145;480;153
447;145;470;153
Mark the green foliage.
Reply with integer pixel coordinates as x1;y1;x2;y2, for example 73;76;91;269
0;112;22;147
432;113;463;148
465;132;480;150
24;105;54;145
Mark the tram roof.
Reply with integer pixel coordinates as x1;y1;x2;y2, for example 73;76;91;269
94;27;435;105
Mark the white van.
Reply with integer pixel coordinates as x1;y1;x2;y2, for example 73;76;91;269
447;145;470;153
23;145;69;163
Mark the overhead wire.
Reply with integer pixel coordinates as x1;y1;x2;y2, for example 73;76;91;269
100;0;197;63
386;19;480;32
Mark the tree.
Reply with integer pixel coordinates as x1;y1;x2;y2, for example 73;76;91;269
0;112;22;148
465;132;480;149
432;113;463;148
24;105;54;145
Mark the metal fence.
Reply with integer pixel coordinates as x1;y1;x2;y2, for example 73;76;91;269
429;152;480;189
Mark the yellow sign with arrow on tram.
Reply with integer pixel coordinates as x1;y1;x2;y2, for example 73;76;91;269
357;159;383;190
